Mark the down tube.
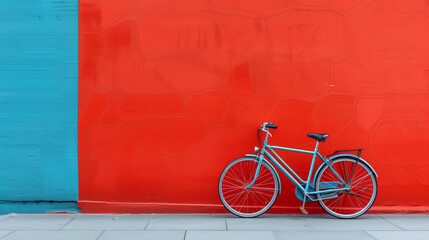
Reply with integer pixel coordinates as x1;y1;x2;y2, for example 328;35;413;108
264;151;306;192
268;147;305;183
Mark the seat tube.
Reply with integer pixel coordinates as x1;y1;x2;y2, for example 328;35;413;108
305;141;320;192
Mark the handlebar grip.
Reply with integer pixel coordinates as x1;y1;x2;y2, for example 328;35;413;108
266;123;278;129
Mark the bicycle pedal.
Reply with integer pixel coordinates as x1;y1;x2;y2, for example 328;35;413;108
300;206;308;215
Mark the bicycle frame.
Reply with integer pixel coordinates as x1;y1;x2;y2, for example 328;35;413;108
248;130;350;197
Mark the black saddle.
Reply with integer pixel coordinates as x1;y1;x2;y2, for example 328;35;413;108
307;133;329;142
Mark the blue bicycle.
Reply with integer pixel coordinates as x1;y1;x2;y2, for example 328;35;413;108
218;122;378;219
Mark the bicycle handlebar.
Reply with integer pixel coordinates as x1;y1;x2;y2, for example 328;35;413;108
258;122;277;145
262;122;278;129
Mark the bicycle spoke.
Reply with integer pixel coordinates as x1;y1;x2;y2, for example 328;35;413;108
252;188;274;198
351;172;373;187
347;161;358;183
251;186;276;191
228;167;245;185
252;174;275;186
237;160;247;183
340;161;347;184
224;190;246;201
222;179;243;189
316;158;377;218
229;189;247;206
220;158;278;217
237;191;249;213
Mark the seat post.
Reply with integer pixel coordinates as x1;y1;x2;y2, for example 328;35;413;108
314;140;320;152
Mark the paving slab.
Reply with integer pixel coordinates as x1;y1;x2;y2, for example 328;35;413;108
146;214;226;230
0;231;11;238
0;215;11;221
186;231;276;240
366;230;429;240
302;215;400;230
0;214;76;230
62;214;150;230
378;215;429;230
274;230;375;240
99;231;185;240
1;231;102;240
226;215;311;231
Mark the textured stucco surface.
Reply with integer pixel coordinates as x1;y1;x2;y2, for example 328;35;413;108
78;0;429;212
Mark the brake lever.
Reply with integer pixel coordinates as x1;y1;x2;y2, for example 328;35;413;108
261;129;272;137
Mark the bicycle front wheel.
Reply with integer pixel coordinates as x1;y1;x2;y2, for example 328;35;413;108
315;158;378;219
218;157;279;218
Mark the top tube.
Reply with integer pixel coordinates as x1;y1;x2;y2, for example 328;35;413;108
259;122;320;153
268;145;315;154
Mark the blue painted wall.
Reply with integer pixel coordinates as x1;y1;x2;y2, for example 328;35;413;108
0;0;78;213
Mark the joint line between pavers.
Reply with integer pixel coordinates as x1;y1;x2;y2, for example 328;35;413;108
58;215;78;231
363;230;379;240
144;214;153;230
95;230;105;240
271;230;279;240
376;215;405;230
0;231;14;240
0;214;12;222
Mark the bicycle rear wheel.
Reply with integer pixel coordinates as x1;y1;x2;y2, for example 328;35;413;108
315;158;378;219
218;157;279;218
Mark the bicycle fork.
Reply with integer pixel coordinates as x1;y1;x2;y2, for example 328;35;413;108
246;152;265;190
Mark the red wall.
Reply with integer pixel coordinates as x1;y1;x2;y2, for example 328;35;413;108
78;0;429;213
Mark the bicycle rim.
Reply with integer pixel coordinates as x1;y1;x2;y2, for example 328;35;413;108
315;158;377;219
218;157;279;218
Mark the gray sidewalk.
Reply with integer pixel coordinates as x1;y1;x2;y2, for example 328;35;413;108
0;214;427;240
